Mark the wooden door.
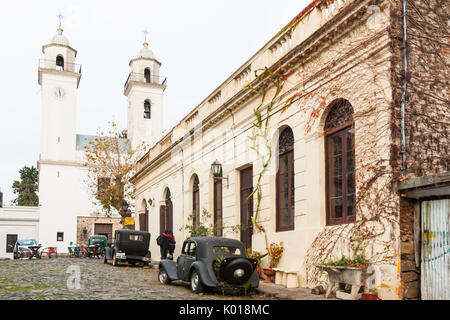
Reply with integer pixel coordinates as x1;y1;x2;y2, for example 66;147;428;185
240;166;253;249
94;224;113;243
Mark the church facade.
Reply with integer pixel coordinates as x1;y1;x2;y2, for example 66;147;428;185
0;26;167;256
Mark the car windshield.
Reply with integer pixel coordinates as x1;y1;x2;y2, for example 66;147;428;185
18;239;37;246
213;246;242;256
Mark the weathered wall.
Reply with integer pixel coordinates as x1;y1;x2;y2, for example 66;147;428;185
399;198;420;299
76;216;122;246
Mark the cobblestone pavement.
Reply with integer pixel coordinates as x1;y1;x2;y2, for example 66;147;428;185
0;258;270;300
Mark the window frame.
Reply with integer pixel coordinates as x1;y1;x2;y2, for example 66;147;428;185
144;100;151;119
325;121;356;226
276;127;295;232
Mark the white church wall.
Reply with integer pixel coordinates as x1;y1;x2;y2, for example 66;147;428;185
38;162;98;253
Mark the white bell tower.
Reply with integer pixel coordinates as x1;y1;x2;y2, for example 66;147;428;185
38;26;81;162
124;35;166;150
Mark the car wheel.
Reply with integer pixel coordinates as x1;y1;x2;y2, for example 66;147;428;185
112;253;118;266
158;267;171;284
190;270;204;294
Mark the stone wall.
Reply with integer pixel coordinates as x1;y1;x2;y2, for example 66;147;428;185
400;198;420;299
76;216;122;246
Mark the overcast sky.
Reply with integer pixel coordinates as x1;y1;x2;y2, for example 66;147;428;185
0;0;310;205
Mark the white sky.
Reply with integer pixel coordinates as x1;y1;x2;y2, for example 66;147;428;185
0;0;310;205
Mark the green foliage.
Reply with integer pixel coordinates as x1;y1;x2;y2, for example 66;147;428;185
320;238;367;267
180;209;241;238
213;256;225;269
11;166;39;206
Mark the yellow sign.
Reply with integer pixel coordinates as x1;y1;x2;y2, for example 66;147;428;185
422;232;436;239
124;217;135;225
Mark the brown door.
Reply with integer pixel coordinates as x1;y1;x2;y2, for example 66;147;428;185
159;202;173;234
139;205;149;232
160;205;166;234
240;166;253;249
94;224;113;243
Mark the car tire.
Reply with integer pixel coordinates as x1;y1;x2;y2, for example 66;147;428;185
222;258;254;285
190;270;204;294
158;267;171;284
112;253;118;266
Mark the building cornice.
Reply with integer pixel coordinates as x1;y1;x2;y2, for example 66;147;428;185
131;0;387;184
42;43;78;56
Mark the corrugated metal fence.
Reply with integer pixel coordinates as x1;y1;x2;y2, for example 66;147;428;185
421;199;450;300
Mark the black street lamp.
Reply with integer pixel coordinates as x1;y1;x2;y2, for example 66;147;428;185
211;160;229;188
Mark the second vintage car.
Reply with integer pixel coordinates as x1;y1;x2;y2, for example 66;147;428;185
158;237;259;293
104;229;151;266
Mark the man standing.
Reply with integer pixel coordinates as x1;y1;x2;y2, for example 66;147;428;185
157;230;175;260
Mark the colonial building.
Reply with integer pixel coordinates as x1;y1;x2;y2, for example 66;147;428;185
131;0;449;300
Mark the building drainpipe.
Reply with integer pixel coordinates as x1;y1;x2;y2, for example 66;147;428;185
397;0;409;299
400;0;408;178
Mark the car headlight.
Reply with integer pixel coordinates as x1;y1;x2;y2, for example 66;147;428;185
233;268;245;278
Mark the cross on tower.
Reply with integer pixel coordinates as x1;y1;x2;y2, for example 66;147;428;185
57;13;64;29
143;29;149;42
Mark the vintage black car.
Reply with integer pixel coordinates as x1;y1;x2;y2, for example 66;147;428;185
158;237;259;294
104;229;151;266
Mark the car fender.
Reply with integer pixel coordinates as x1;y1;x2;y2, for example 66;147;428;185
190;261;219;288
105;247;113;260
159;260;178;281
248;269;259;288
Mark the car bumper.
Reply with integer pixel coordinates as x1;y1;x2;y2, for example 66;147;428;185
116;254;151;262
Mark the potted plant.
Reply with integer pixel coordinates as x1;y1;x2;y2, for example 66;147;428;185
263;242;284;283
316;238;371;299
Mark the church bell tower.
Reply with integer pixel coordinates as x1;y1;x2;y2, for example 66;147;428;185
38;25;81;162
124;34;166;150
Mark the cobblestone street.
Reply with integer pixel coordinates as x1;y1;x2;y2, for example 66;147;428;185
0;258;270;300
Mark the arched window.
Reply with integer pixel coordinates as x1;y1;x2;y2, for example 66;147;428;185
324;100;355;225
192;175;200;231
159;188;173;233
144;100;151;119
56;55;64;71
276;126;295;232
144;68;151;83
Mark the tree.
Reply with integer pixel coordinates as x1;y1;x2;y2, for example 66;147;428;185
11;166;39;206
83;121;147;227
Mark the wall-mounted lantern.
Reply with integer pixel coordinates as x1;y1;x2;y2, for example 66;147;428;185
211;159;229;188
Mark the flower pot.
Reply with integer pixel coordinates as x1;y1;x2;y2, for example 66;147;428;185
263;267;275;283
361;293;379;300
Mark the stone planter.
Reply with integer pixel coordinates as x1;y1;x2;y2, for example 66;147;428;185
317;265;370;300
